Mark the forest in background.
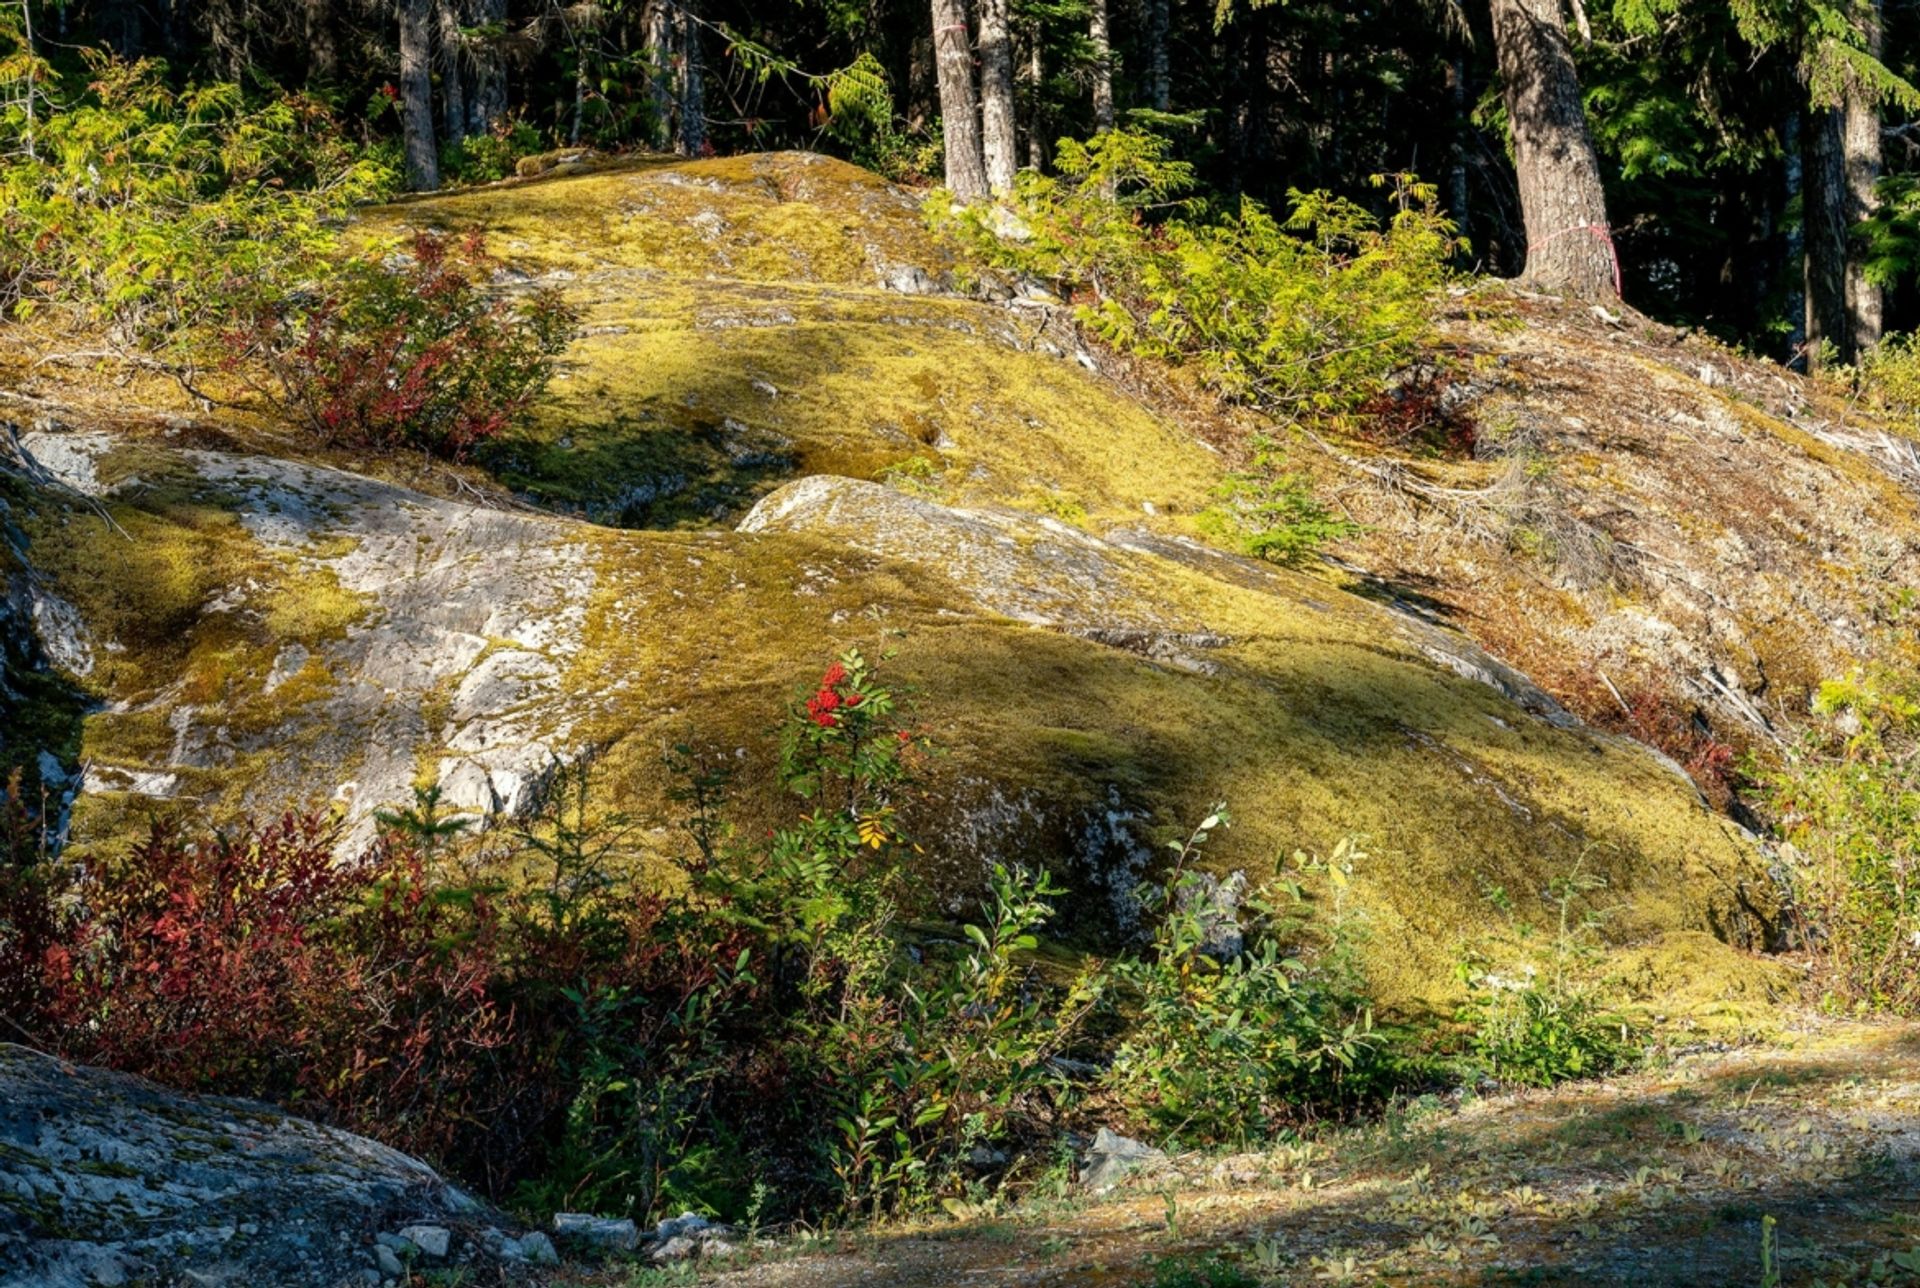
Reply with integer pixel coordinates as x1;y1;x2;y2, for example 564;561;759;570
9;0;1920;365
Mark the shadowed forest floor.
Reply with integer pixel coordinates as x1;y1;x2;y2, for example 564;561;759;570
565;1018;1920;1286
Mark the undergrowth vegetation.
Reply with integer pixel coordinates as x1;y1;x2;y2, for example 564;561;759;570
932;128;1457;567
0;39;573;460
0;652;1645;1231
1771;632;1920;1016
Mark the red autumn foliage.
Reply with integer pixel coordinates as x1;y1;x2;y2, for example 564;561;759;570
224;230;577;460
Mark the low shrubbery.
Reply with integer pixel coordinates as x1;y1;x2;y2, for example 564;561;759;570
1454;865;1638;1088
0;47;388;353
0;652;1450;1228
0;40;574;461
933;129;1459;426
226;230;577;459
1771;654;1920;1015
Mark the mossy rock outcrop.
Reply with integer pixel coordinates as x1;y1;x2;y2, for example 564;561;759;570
13;425;1776;1015
0;149;1815;1022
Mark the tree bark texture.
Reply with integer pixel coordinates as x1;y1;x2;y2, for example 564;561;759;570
931;0;988;200
438;0;467;148
1089;0;1114;131
1490;0;1616;297
677;0;706;156
644;0;675;150
1146;0;1170;112
977;0;1017;191
1805;105;1851;364
1842;0;1883;355
399;0;441;191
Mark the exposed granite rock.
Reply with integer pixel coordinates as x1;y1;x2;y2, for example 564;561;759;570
0;1045;543;1287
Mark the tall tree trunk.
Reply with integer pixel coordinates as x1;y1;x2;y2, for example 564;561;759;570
978;0;1017;191
931;0;988;200
1782;111;1807;364
645;0;675;149
1089;0;1114;131
1843;0;1883;355
1027;35;1046;170
305;0;337;83
467;0;507;135
399;0;441;191
1447;55;1470;230
677;0;706;156
1489;0;1615;297
1145;0;1169;112
1805;106;1851;365
438;0;468;150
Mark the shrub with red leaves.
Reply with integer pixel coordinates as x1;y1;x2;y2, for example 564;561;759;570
227;230;577;460
1354;363;1477;458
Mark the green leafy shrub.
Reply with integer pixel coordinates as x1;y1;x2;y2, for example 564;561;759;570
440;116;547;185
0;650;1409;1224
1104;816;1388;1144
934;128;1460;424
1198;465;1362;566
0;44;390;354
226;230;578;459
1847;331;1920;424
1771;657;1920;1014
1455;865;1638;1087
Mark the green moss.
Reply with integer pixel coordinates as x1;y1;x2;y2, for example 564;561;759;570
357;153;1218;529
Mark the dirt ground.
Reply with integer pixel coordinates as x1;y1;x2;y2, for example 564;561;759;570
572;1018;1920;1286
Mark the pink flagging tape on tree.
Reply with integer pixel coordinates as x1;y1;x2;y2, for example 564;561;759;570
1531;221;1622;298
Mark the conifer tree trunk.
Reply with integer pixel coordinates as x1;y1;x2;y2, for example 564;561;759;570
978;0;1018;191
1782;111;1807;363
645;0;675;150
438;0;467;149
1089;0;1114;131
467;0;507;134
677;0;706;156
1805;106;1851;364
1028;36;1046;170
1146;0;1170;112
1447;55;1470;228
305;0;337;83
931;0;989;200
1489;0;1616;297
1843;0;1884;355
399;0;441;191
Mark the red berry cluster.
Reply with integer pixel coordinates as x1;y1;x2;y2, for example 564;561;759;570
804;661;863;729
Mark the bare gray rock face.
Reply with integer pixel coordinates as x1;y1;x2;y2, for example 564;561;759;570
0;1045;537;1288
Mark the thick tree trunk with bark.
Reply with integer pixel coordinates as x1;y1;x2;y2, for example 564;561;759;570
644;0;675;150
1028;36;1046;170
931;0;988;200
399;0;441;191
1089;0;1114;131
978;0;1017;191
1489;0;1615;297
1805;106;1851;365
1782;111;1807;363
465;0;507;134
1447;55;1470;229
1843;0;1884;356
677;0;706;156
1146;0;1170;112
438;0;467;149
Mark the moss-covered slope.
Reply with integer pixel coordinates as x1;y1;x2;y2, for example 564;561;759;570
13;427;1775;1015
0;151;1824;1021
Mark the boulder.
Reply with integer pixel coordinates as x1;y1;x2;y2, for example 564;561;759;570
1080;1128;1170;1193
0;1045;535;1288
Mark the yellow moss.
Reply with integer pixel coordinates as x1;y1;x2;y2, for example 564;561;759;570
357;153;1218;528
